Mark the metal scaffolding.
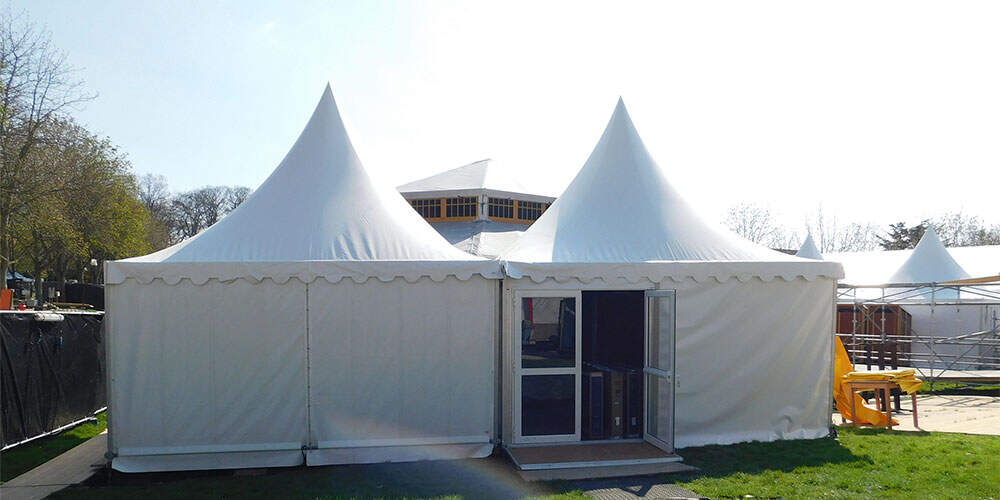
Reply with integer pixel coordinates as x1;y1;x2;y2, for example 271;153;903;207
836;280;1000;389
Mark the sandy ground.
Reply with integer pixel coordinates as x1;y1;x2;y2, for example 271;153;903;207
835;394;1000;435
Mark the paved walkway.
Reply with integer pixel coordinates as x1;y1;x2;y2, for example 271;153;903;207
572;477;702;499
836;394;1000;435
0;431;108;500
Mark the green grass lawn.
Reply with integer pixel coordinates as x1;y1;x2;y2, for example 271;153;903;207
48;426;999;500
918;381;1000;396
671;426;1000;499
0;412;107;483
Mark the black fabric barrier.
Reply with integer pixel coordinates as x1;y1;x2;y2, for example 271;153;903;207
1;312;106;447
64;284;105;310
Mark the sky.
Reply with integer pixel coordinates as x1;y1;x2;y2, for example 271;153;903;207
13;1;1000;235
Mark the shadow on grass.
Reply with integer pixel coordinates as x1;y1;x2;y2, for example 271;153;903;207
550;433;872;498
59;451;579;500
669;434;868;482
57;436;875;499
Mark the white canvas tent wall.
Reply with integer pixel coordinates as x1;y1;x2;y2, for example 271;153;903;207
501;99;843;448
105;85;502;472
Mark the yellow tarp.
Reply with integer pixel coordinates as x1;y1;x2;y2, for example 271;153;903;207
833;337;922;426
843;368;923;395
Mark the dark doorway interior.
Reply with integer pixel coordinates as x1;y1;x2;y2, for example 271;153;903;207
581;290;645;440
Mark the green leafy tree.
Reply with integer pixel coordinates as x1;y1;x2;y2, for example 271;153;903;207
878;221;928;250
1;10;94;288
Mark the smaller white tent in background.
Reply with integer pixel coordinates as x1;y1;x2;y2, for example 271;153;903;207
105;85;502;472
887;227;970;285
880;226;971;303
795;233;823;260
881;227;997;369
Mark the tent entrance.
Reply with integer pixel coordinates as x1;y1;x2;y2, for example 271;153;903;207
511;289;676;453
580;290;646;442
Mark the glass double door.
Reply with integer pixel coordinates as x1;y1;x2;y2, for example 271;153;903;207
513;289;675;452
514;291;582;443
644;290;676;452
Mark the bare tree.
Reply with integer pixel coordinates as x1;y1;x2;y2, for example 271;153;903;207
137;173;170;216
0;9;96;287
165;185;251;243
724;203;798;249
931;212;1000;247
807;205;880;253
226;186;251;211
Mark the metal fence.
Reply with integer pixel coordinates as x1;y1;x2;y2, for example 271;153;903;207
836;281;1000;387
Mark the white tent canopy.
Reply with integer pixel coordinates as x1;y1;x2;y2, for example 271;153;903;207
795;234;824;260
109;84;499;284
499;99;842;449
887;227;970;284
430;221;527;258
828;245;1000;286
106;85;501;472
502;98;842;283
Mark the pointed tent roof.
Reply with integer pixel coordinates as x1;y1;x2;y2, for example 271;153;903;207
109;84;498;284
795;234;823;260
502;98;842;282
887;227;970;283
828;245;1000;286
397;159;555;201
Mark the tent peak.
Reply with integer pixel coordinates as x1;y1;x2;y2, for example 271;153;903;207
130;85;481;263
887;225;970;283
501;99;802;264
795;233;823;260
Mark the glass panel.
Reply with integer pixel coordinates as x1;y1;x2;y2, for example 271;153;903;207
521;374;575;436
647;296;673;371
445;197;477;217
517;201;546;221
488;197;514;219
409;199;441;219
646;374;673;446
521;297;576;368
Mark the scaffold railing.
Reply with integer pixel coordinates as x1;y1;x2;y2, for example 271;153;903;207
836;280;1000;389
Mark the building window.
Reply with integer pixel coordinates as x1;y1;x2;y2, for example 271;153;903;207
488;197;514;219
518;201;546;221
446;197;477;218
410;199;441;219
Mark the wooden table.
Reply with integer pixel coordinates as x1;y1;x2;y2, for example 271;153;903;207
844;380;918;429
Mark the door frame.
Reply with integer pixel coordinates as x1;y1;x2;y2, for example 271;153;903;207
512;289;583;444
643;289;676;453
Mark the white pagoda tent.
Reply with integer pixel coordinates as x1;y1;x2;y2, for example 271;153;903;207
884;228;996;369
105;85;502;472
499;99;843;450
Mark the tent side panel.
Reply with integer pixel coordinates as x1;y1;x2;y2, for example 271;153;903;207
306;276;496;465
107;279;308;472
673;277;834;448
